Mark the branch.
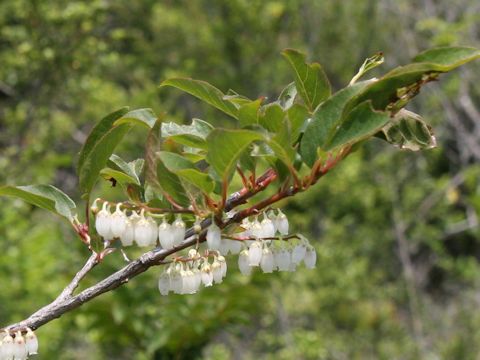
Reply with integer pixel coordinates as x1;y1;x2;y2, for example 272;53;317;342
2;168;280;333
3;157;342;333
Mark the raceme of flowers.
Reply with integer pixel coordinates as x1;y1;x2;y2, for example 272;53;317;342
0;329;38;360
93;200;317;297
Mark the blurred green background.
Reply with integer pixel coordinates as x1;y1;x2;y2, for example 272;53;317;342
1;0;480;359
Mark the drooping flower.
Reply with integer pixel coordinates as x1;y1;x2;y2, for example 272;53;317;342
238;249;252;275
25;328;38;355
276;209;289;235
304;246;317;269
158;218;174;249
95;202;112;238
260;247;274;273
206;222;222;250
110;204;127;238
172;215;186;246
248;241;263;266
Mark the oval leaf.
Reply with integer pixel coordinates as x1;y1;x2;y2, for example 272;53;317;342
282;49;331;111
0;185;76;220
160;78;239;119
206;129;264;180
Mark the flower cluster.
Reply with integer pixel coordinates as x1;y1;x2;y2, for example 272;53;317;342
158;250;227;295
238;237;316;275
0;329;38;360
94;202;185;249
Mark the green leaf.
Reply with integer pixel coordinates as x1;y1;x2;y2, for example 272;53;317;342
113;108;158;129
145;118;163;190
282;49;331;111
238;99;262;127
376;109;437;151
300;81;371;166
99;168;139;187
349;52;384;85
107;154;141;185
287;104;309;144
77;107;129;174
324;101;391;150
160;78;239;119
412;46;480;68
259;103;285;133
157;151;215;195
156;158;190;207
79;123;133;196
161;119;213;149
344;47;480;115
277;82;297;110
206;129;264;180
0;185;76;220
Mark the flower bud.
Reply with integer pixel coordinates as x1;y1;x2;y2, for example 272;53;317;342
206;222;222;250
247;241;262;266
238;250;252;275
95;202;112;238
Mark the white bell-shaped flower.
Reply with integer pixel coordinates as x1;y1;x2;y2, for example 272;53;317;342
288;258;297;272
211;259;223;284
304;247;317;269
146;216;158;246
206;222;222;250
13;332;27;360
250;217;263;238
228;239;242;255
134;211;151;247
1;333;14;360
25;328;38;356
183;270;197;294
241;218;252;236
158;271;170;296
260;248;275;273
201;262;214;287
247;241;262;266
192;268;202;291
238;249;252;275
95;202;112;238
277;209;289;235
217;255;227;278
172;215;186;246
260;216;275;238
120;218;135;247
110;204;127;238
218;238;229;255
274;248;291;271
170;267;183;294
158;218;174;249
292;244;307;264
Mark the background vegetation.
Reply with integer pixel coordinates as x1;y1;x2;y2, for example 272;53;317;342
1;0;480;359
